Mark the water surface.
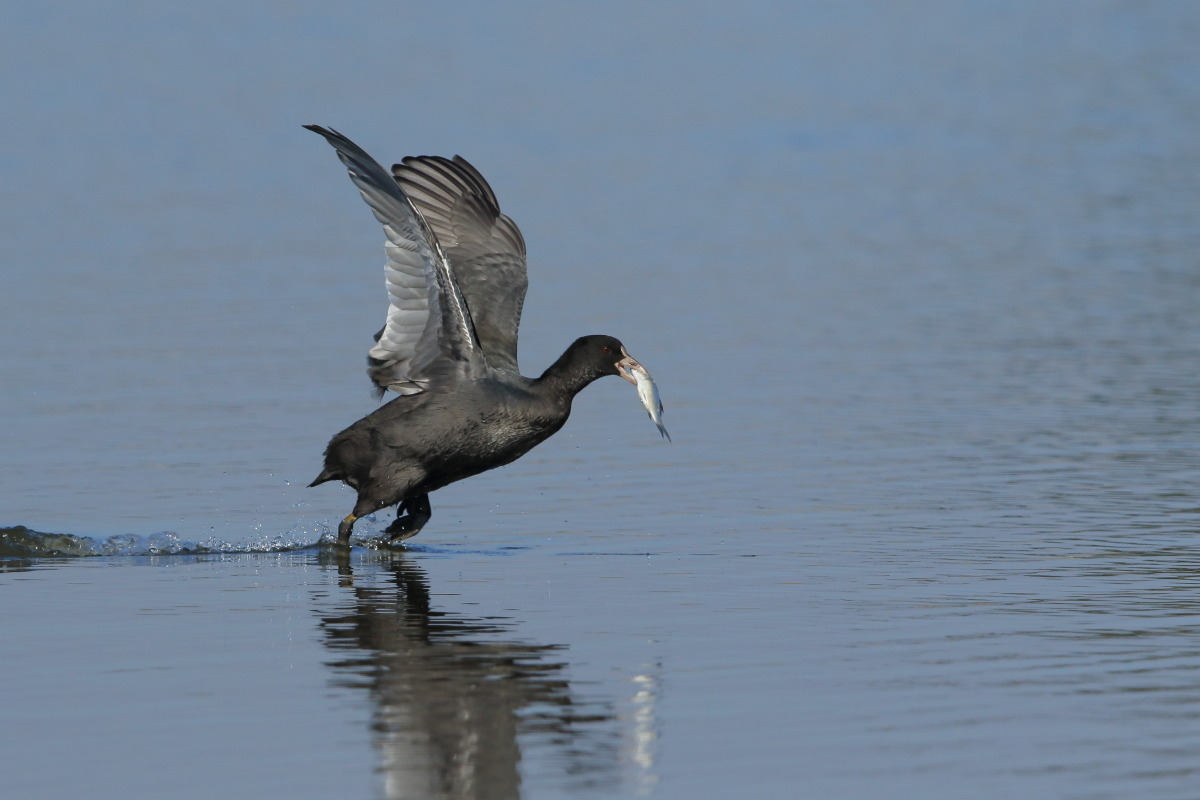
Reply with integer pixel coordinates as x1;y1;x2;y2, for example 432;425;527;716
3;2;1200;798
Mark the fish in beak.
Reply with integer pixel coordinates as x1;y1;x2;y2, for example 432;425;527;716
616;348;670;441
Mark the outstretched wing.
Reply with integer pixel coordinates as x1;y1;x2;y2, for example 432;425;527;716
304;125;484;395
392;156;527;375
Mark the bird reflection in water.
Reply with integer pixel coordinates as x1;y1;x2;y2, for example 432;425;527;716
315;552;629;799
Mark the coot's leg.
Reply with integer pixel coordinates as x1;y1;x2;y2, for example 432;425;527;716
385;493;431;542
337;513;358;546
338;495;387;547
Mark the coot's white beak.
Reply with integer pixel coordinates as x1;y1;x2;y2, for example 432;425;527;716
616;348;641;385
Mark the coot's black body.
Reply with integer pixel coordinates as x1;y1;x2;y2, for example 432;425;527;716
310;336;632;542
304;126;651;546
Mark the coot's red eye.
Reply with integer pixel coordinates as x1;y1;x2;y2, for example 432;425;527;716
601;346;611;353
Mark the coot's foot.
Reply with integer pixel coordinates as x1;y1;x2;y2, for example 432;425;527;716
386;494;431;542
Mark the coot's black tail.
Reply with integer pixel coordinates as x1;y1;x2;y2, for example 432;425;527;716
308;468;340;488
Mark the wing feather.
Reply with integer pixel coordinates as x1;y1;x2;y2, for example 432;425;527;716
304;125;484;395
393;155;527;374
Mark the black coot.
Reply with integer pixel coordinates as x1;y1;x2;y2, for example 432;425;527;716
304;126;656;546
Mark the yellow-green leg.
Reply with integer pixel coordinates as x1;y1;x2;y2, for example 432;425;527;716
337;513;358;546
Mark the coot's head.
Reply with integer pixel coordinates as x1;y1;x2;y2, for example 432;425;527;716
559;335;669;440
571;334;644;382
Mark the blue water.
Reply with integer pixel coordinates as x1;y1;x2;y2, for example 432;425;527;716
4;2;1200;798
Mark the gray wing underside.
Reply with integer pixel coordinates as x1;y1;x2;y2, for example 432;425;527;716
392;156;528;375
304;125;483;395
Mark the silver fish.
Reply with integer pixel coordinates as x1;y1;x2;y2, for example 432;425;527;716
622;362;670;441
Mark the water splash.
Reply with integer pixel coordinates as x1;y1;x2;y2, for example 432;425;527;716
0;524;333;558
0;524;470;558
